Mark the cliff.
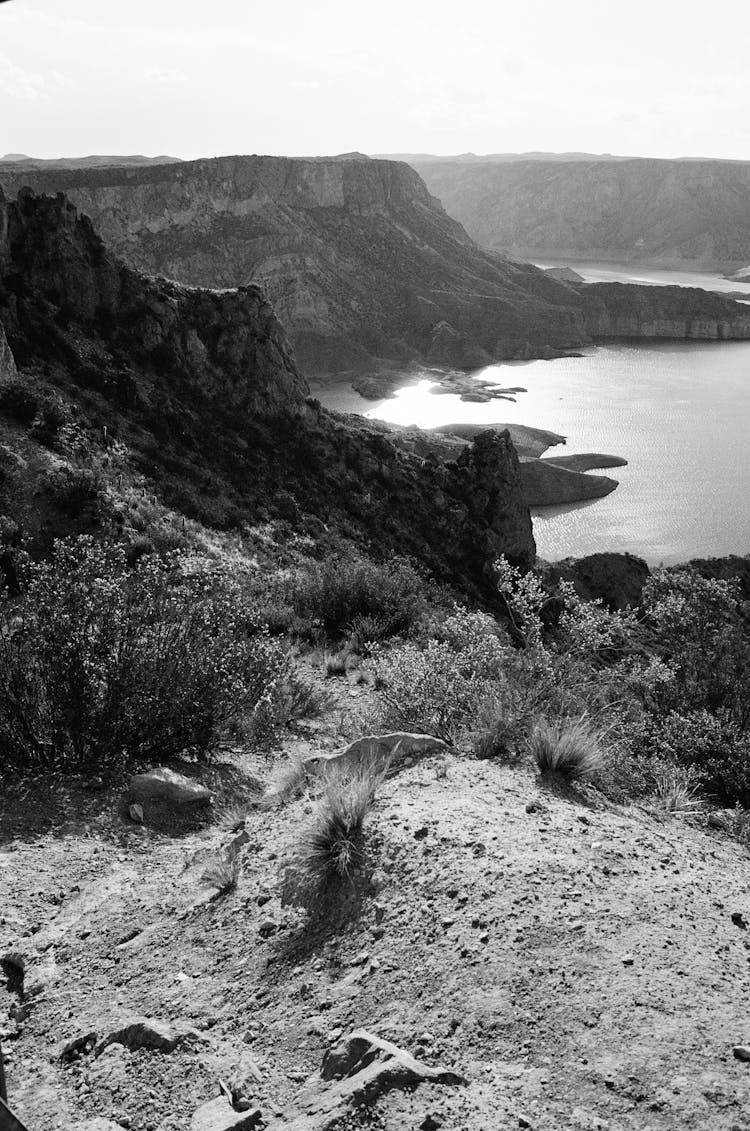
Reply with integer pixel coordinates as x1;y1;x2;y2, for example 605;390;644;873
0;156;587;373
409;156;750;270
0;188;535;592
581;282;750;339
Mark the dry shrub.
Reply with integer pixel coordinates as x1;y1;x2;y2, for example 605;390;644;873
529;717;604;782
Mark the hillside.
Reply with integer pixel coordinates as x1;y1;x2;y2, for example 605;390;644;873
0;186;535;595
0;155;588;374
408;156;750;271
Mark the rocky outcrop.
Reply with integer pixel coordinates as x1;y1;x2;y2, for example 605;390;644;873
520;458;619;507
0;156;587;372
0;316;16;379
0;188;536;595
580;282;750;339
410;155;750;270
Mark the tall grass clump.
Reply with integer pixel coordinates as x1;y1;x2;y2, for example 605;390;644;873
282;757;386;910
528;717;605;782
0;536;286;772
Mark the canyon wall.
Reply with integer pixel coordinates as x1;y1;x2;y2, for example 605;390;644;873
0;156;586;373
0;188;535;592
409;157;750;270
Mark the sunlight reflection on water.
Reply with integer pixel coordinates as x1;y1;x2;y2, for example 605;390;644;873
365;341;750;565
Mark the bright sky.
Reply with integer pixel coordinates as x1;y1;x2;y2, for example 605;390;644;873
1;0;749;161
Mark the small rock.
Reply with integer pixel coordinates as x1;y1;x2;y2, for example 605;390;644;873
128;804;144;825
190;1096;263;1131
258;920;277;938
733;1045;750;1061
620;953;635;966
731;912;747;930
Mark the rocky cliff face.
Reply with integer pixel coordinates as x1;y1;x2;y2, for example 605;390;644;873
0;156;587;373
580;282;750;339
410;157;750;270
0;188;535;592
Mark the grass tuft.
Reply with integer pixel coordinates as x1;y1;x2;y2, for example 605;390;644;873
529;717;604;782
651;764;701;813
282;756;386;909
200;850;241;897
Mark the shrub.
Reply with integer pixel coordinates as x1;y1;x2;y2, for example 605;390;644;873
529;717;604;781
288;554;426;641
369;608;506;743
0;377;40;425
281;756;385;910
0;537;286;772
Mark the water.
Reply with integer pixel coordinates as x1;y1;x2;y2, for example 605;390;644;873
357;341;750;565
536;259;750;300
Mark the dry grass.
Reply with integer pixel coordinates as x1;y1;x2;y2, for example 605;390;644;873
651;764;701;813
200;850;241;897
261;755;314;809
282;755;387;909
529;717;604;782
324;647;355;677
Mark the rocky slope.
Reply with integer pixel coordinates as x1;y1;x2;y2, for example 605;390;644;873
0;187;535;593
409;156;750;270
0;156;592;372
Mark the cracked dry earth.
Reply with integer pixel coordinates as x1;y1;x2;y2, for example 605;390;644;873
2;738;750;1131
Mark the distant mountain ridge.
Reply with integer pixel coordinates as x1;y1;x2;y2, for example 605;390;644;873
407;156;750;271
0;153;182;169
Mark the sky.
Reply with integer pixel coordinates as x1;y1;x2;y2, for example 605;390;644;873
1;0;749;162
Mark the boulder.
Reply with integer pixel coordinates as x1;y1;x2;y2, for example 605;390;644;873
306;733;450;777
127;767;213;806
95;1016;201;1055
279;1029;465;1128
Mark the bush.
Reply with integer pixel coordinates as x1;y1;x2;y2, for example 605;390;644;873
288;554;426;641
369;607;506;743
0;537;286;772
0;377;40;425
528;717;604;781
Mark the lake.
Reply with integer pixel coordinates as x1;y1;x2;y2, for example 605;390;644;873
326;340;750;566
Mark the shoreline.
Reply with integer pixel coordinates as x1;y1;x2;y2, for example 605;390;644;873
311;366;628;511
